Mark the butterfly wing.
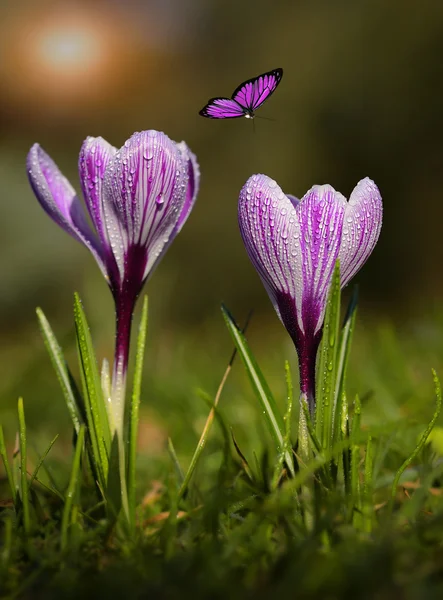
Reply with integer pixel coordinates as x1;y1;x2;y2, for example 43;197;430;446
199;97;246;119
231;68;283;113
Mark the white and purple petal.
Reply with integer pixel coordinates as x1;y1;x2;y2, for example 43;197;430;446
339;177;383;286
26;144;106;274
79;136;117;252
238;174;303;330
146;141;200;279
296;185;347;335
103;130;194;287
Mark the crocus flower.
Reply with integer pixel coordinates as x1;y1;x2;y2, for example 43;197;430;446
27;130;199;434
238;174;382;412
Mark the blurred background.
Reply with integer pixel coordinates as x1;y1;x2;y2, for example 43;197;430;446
1;0;443;476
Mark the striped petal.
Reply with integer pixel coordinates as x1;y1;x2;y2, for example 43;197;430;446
238;174;303;327
26;144;105;272
296;184;347;334
103;130;192;286
339;177;383;286
79;136;117;252
147;141;200;278
175;142;200;233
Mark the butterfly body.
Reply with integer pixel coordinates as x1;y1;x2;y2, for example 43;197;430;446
199;68;283;120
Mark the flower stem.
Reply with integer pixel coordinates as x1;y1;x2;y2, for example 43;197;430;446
296;333;320;415
112;292;136;523
112;298;133;427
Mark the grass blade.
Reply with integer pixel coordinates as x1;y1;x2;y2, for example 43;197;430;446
315;261;341;450
73;293;110;489
168;438;185;485
221;304;295;477
18;398;31;535
101;358;114;433
128;296;148;532
272;361;295;487
0;425;17;506
333;286;358;444
61;424;86;551
36;307;83;434
178;312;251;501
29;434;59;488
389;369;442;511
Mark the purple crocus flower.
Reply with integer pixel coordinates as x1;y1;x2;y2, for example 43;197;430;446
27;130;199;433
238;174;382;412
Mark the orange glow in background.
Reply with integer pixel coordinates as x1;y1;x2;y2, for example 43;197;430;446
0;5;144;118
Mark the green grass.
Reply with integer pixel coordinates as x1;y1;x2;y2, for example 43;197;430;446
1;292;443;599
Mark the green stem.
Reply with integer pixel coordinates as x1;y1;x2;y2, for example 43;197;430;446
18;398;31;535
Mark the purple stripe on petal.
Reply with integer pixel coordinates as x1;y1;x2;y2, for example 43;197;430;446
238;174;303;333
79;136;117;251
103;131;191;287
296;185;347;334
339;177;383;287
175;142;200;233
27;144;106;274
145;141;200;280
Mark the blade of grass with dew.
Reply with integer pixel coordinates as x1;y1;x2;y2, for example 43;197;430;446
299;397;332;489
279;437;351;497
341;397;351;495
28;434;59;489
315;261;341;450
36;307;83;434
105;433;124;522
101;358;114;433
128;295;148;532
73;293;110;489
0;425;17;506
221;304;295;478
178;311;252;501
18;398;30;535
168;438;185;487
61;424;85;551
351;394;361;442
300;397;322;455
12;433;20;506
333;286;358;445
272;362;294;488
348;394;362;523
389;369;442;512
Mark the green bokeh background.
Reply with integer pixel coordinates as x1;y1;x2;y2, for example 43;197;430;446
1;0;443;458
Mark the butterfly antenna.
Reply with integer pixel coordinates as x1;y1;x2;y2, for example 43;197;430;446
252;118;256;134
254;115;276;122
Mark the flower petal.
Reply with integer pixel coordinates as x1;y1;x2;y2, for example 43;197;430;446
175;142;200;233
339;177;383;287
78;136;117;250
103;130;190;284
27;144;105;270
146;141;200;279
286;194;300;208
296;185;347;333
238;174;302;325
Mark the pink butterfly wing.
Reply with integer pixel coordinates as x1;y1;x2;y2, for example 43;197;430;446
232;68;283;112
199;98;246;119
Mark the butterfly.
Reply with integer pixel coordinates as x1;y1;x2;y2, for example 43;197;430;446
199;68;283;119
